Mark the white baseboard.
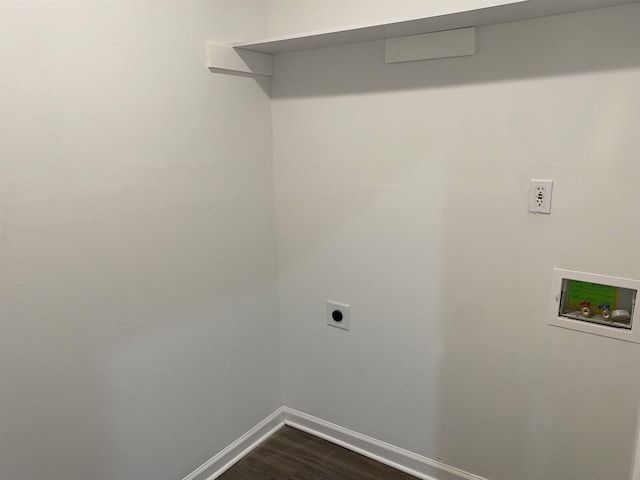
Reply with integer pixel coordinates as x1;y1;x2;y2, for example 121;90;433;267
283;407;490;480
182;405;490;480
182;407;284;480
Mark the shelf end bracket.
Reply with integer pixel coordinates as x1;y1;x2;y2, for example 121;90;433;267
206;43;273;76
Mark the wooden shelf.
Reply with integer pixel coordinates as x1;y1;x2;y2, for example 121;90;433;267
232;0;637;54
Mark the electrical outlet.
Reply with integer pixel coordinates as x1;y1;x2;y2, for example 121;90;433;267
528;179;553;214
327;300;350;331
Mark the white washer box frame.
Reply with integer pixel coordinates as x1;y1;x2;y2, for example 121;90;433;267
549;268;640;344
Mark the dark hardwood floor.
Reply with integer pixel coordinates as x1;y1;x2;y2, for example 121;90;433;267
218;426;418;480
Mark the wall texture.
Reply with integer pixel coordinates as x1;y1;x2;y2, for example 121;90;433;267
0;2;281;480
271;4;640;480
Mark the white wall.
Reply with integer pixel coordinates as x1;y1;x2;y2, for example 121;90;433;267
0;2;281;480
3;2;640;480
271;4;640;480
267;0;522;36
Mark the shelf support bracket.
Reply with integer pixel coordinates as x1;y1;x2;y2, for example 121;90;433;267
206;43;273;76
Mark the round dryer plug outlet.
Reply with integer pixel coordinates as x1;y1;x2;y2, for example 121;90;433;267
327;300;350;331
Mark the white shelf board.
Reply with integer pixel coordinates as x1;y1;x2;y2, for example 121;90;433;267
232;0;639;54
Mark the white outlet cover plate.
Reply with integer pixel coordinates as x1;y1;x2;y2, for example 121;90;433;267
529;179;553;214
327;301;350;331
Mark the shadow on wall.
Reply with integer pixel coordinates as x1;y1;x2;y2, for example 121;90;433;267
271;5;640;99
208;68;272;97
270;4;640;480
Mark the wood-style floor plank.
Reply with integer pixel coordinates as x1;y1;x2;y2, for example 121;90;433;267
218;426;417;480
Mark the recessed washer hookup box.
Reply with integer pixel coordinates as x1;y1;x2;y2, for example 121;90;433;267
549;269;639;343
